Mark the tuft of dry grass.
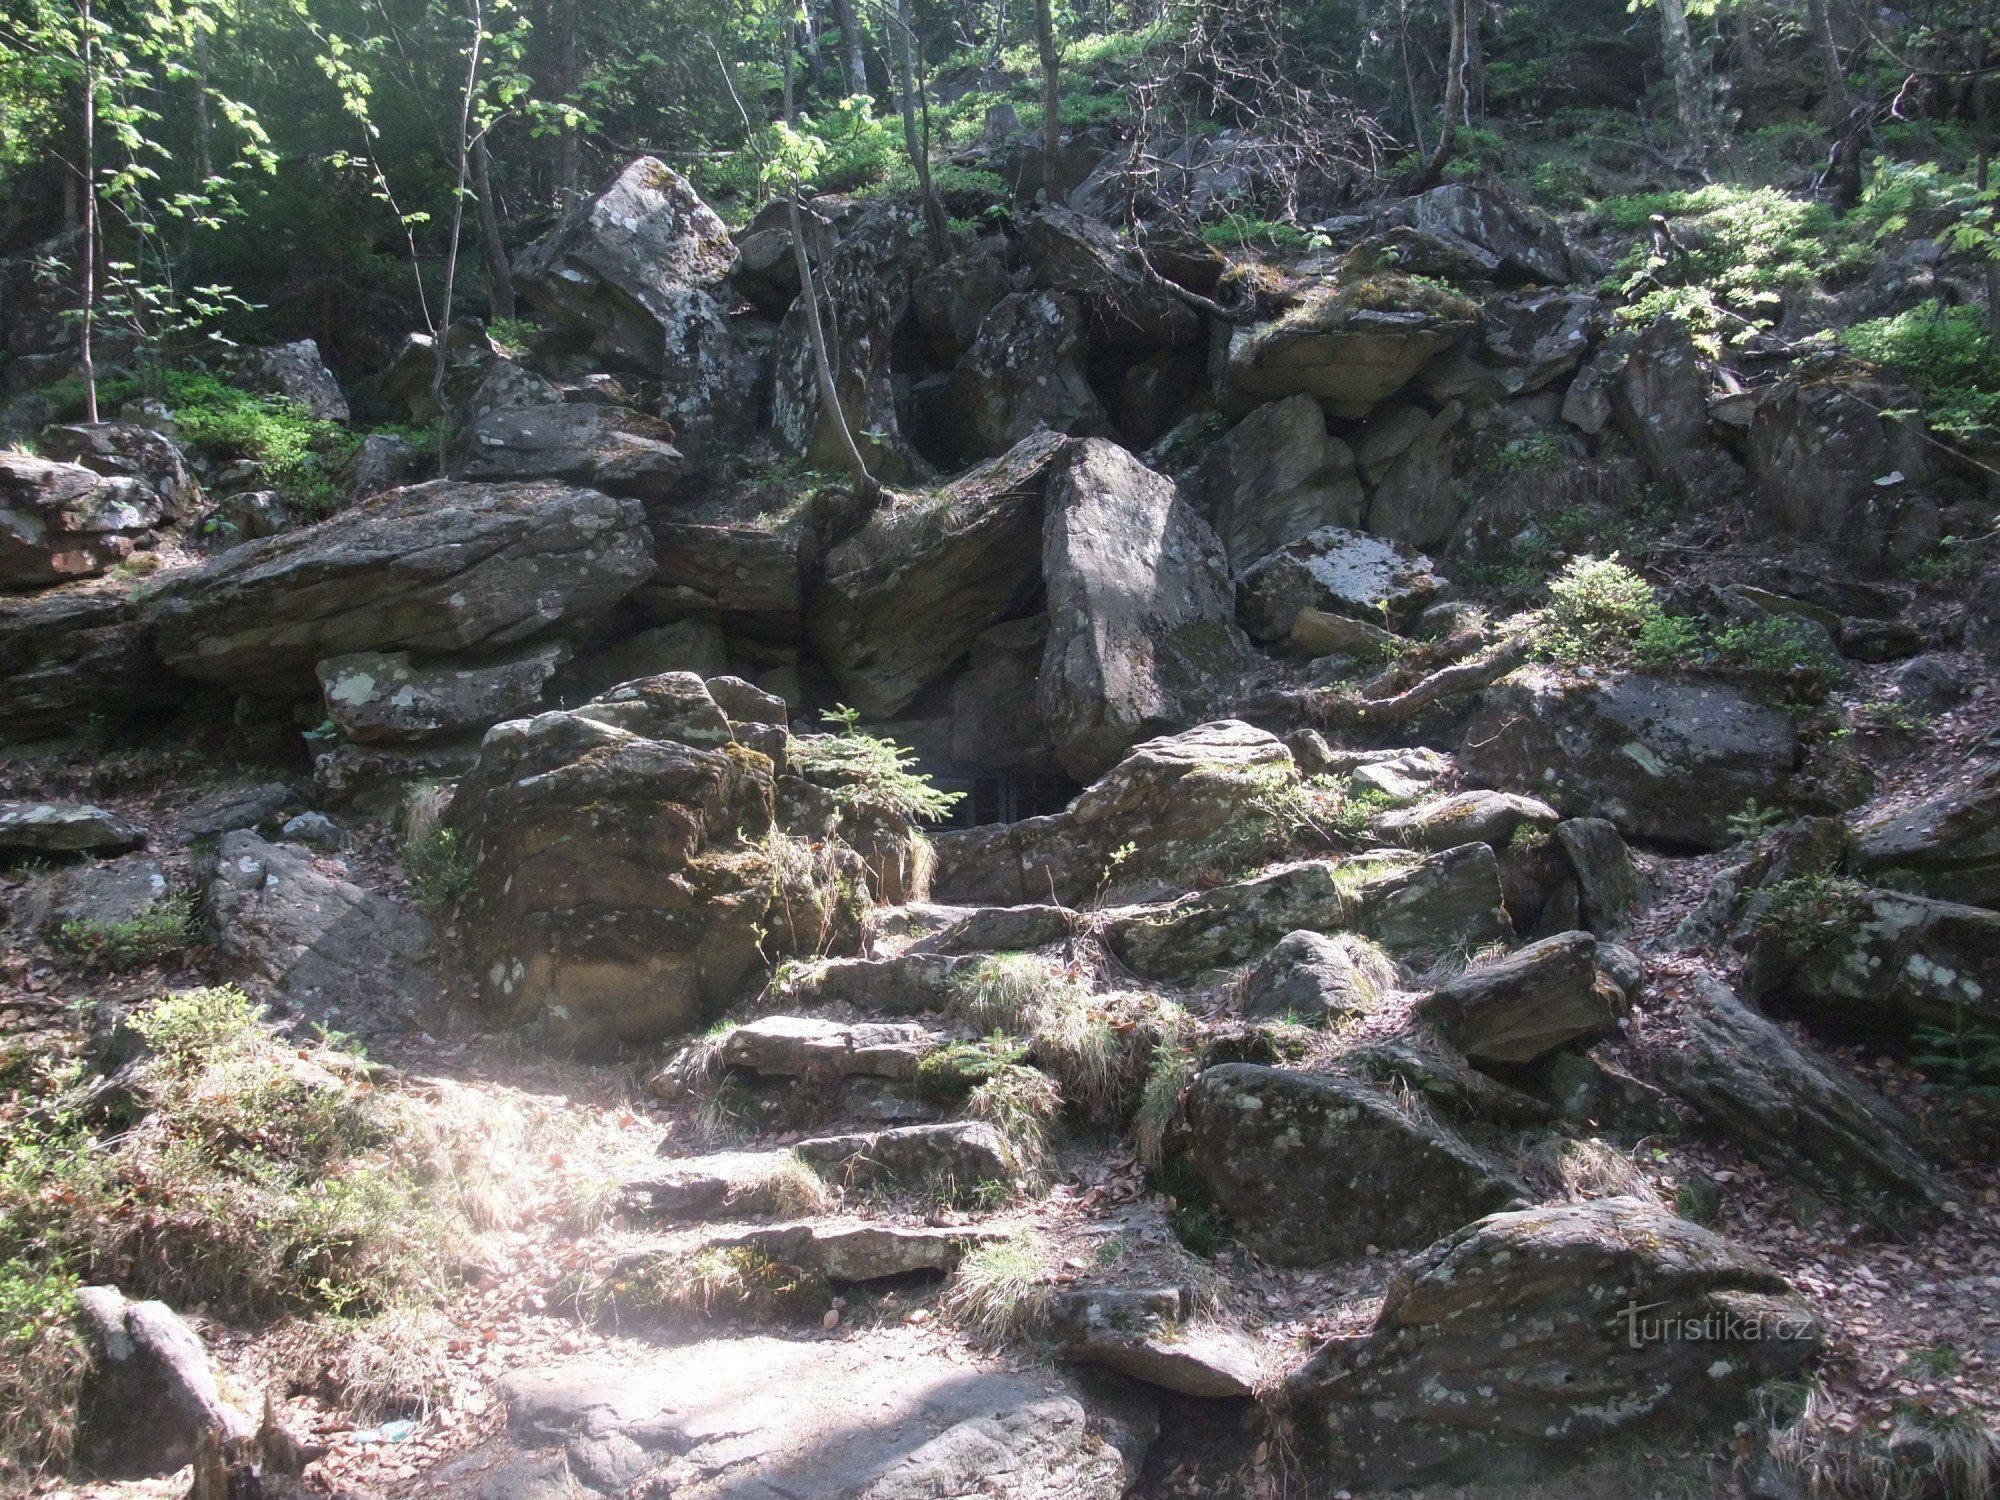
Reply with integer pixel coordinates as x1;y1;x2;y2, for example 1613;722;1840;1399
1765;1380;2000;1500
950;955;1148;1125
1525;1136;1663;1207
942;1229;1058;1343
268;1303;457;1423
966;1065;1064;1184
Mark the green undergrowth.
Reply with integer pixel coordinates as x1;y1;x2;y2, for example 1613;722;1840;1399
1841;303;2000;441
790;708;963;823
47;890;198;971
401;825;475;909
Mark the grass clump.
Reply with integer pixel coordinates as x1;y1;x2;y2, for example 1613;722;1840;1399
943;1229;1057;1342
583;1244;826;1326
790;707;964;824
915;1035;1029;1102
401;825;475;909
752;1150;834;1217
950;955;1140;1124
966;1065;1063;1184
1133;1005;1197;1170
48;890;198;970
0;1266;85;1477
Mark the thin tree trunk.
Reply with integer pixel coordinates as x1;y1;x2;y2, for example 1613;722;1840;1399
1657;0;1704;149
432;0;485;457
1034;0;1060;203
891;0;948;255
784;23;877;499
553;0;580;198
1398;0;1425;161
832;0;869;96
472;134;514;321
80;0;98;424
1806;0;1846;113
1977;31;1997;342
1405;0;1465;191
987;0;1005;69
193;30;214;183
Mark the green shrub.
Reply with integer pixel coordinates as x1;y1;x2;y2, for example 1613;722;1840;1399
0;1265;84;1477
1841;304;2000;440
152;372;358;517
915;1035;1029;1102
789;707;963;823
1710;615;1847;698
402;826;475;909
1202;213;1314;251
1532;555;1664;665
1752;876;1869;966
48;890;198;970
1911;1004;2000;1102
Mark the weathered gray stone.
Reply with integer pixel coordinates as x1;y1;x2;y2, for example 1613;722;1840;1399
951;616;1058;770
1848;755;2000;909
150;479;654;693
1179;1064;1526;1264
689;1221;1001;1282
1196;400;1365;576
1364;400;1465;548
0;799;143;854
1370;790;1559;852
38;854;174;933
1241;930;1397;1021
1460;667;1801;850
75;1286;253;1478
39;421;200;517
1747;376;1939;566
171;782;301;841
1393;184;1571;283
806;431;1066;717
454;403;685;500
317;641;568;744
1288;1198;1821;1487
1038;439;1257;782
0;587;170;739
207;830;438;1036
721;1016;934;1081
1556;816;1643;934
235;339;349;421
1048;1287;1263;1398
1021;208;1202;352
1419;931;1624;1063
941;291;1108;465
1221;282;1478;419
1;452;163;587
929;815;1091;907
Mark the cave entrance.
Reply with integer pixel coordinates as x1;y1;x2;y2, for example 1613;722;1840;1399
924;769;1079;829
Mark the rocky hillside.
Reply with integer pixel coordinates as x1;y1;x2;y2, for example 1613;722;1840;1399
3;114;1999;1500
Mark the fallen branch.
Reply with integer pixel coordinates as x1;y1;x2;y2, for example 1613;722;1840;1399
1326;634;1531;729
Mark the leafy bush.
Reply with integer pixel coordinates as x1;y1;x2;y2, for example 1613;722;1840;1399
1709;615;1847;698
1203;213;1314;251
402;826;475;909
789;707;963;823
1751;876;1869;966
1841;304;2000;440
1532;555;1664;665
149;371;357;517
0;1265;83;1477
48;890;198;970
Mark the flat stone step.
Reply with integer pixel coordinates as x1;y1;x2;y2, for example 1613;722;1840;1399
908;903;1077;956
1049;1286;1266;1399
626;1122;1017;1221
777;953;970;1015
613;1220;1009;1284
721;1016;937;1081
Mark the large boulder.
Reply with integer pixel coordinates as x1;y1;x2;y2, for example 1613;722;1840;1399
1237;525;1444;641
446;674;848;1053
1220;278;1479;419
0;587;171;739
1288;1198;1821;1488
0;799;144;854
1197;396;1363;571
806;431;1065;717
1418;931;1624;1063
316;641;568;744
234;338;349;421
1419;290;1595;403
39;421;200;517
1020;208;1201;351
940;291;1109;465
950;616;1059;770
1389;184;1571;284
1364;400;1464;548
1747;375;1939;566
149;479;654;693
1650;975;1944;1206
1848;754;2000;909
454;402;685;500
1038;439;1258;781
207;830;439;1037
74;1286;254;1478
1459;667;1801;850
1;453;165;588
1241;929;1398;1021
512;158;754;441
1178;1064;1526;1264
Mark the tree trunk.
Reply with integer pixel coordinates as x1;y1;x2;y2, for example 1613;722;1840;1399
1404;0;1465;191
1034;0;1060;203
1657;0;1704;149
432;0;485;457
552;0;581;198
1806;0;1846;114
80;0;98;424
193;30;214;183
892;0;949;255
987;0;1005;69
472;134;515;322
833;0;869;97
1977;31;1997;342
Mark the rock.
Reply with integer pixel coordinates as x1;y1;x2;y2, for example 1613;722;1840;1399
1555;817;1642;934
207;830;438;1036
317;641;568;744
773;952;973;1017
1419;931;1624;1063
1178;1064;1526;1264
683;1221;999;1282
806;431;1066;717
1289;740;1450;804
563;621;727;703
454;403;685;500
772;202;933;481
791;1119;1018;1188
639;515;816;636
39;854;174;933
1288;1198;1821;1487
277;811;348;851
1368;399;1469;550
1747;377;1939;565
1108;846;1511;980
1606;324;1720;492
196;489;292;549
1743;882;2000;1036
1241;930;1397;1021
1847;755;2000;908
1289;607;1402;660
1420;290;1595;402
912;248;1012;361
941;291;1108;465
0;799;144;854
1038;439;1257;781
928;815;1091;907
1460;667;1801;850
1651;976;1944;1206
0;587;171;739
39;421;200;517
341;431;427;499
151;479;654;693
1370;790;1559;852
172;782;302;841
235;339;349;421
1352;401;1435;484
951;617;1059;769
490;1337;1151;1499
1197;396;1363;571
912;903;1075;956
721;1016;934;1081
74;1285;254;1478
447;675;818;1052
1021;208;1201;351
511;157;753;441
1;452;164;587
1048;1287;1263;1398
313;738;484;805
1221;279;1478;419
1393;184;1570;283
